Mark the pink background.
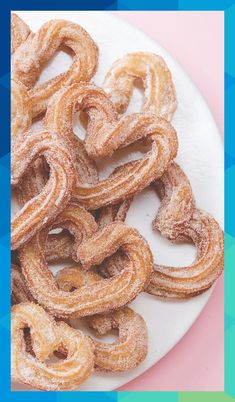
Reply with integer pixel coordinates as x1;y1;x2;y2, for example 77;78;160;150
113;11;224;391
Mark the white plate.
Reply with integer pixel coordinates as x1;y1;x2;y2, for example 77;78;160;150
13;11;224;391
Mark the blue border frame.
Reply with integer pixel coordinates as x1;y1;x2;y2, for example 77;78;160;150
1;1;234;401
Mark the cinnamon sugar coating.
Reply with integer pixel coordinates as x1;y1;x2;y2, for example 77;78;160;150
152;162;196;239
19;221;153;318
11;14;31;54
11;302;94;390
11;130;76;250
11;78;32;140
45;82;178;209
57;266;148;372
10;14;224;391
104;52;177;120
12;19;98;117
11;264;34;305
99;164;224;299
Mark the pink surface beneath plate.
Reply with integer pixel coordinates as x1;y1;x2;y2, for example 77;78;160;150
114;11;224;392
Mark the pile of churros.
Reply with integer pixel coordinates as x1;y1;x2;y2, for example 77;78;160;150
11;13;224;391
